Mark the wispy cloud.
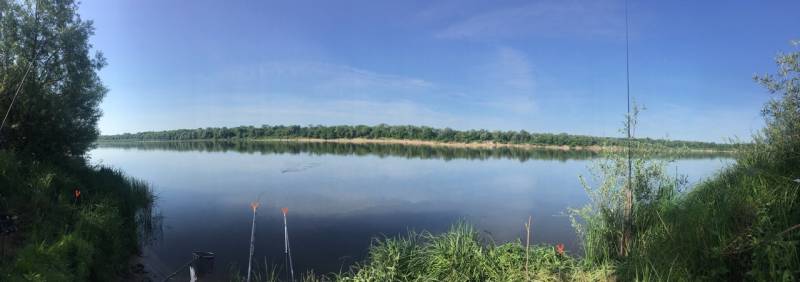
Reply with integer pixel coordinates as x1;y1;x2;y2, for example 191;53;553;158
206;61;435;100
491;47;536;91
435;0;623;40
201;56;540;115
175;98;468;130
264;62;434;96
462;46;538;114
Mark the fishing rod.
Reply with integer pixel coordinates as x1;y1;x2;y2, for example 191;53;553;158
246;201;260;282
622;0;634;256
245;192;267;282
282;207;295;282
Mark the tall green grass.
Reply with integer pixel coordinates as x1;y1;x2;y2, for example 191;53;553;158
337;222;612;282
234;222;613;282
229;259;322;282
603;143;800;281
569;44;800;281
0;151;155;281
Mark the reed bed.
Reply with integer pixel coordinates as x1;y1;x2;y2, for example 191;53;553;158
232;222;613;282
0;151;156;281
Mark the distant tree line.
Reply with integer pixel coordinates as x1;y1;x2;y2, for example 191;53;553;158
100;124;735;150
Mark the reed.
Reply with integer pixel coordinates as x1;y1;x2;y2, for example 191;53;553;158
335;222;612;282
0;151;155;280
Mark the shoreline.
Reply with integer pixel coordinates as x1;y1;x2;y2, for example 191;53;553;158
97;137;736;154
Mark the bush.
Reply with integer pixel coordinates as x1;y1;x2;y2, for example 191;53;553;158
569;43;800;281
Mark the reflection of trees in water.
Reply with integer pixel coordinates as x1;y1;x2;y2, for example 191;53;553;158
97;141;732;162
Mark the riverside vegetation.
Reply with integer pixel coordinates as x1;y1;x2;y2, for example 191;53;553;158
2;0;797;280
0;153;154;281
99;125;735;152
0;0;154;280
229;45;800;281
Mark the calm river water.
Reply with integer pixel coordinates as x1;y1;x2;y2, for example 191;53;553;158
89;141;732;279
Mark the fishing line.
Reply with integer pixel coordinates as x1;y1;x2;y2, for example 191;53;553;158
623;0;635;256
1;0;40;135
1;61;34;133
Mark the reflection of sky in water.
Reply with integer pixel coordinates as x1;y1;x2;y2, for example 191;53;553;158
89;147;732;278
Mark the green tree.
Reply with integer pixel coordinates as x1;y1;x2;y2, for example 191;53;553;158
0;0;106;159
754;40;800;168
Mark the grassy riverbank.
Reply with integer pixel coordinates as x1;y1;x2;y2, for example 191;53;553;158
1;0;156;280
0;151;154;281
334;223;612;281
575;141;799;280
233;223;614;282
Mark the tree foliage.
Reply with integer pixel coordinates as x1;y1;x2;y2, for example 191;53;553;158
571;103;687;264
0;0;107;159
100;124;734;151
754;40;800;170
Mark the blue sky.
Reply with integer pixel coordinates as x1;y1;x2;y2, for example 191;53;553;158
79;0;799;142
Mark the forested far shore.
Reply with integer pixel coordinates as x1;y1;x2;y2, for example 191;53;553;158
99;124;737;151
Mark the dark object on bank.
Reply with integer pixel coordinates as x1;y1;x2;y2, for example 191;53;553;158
162;251;215;281
1;213;18;257
191;251;215;277
0;214;17;234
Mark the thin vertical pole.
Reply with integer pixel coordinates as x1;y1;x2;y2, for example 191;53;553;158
246;202;259;282
622;0;634;257
282;208;294;282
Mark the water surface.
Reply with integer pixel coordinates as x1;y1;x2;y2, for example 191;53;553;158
90;141;732;279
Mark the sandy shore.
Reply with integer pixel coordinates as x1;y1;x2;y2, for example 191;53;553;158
257;137;594;151
246;138;731;153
